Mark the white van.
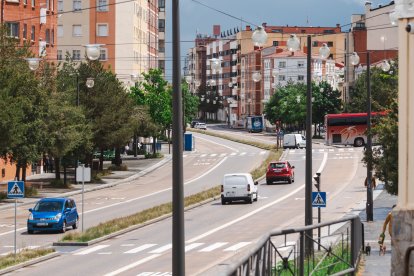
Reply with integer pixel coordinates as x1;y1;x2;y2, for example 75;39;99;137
221;173;258;204
283;134;306;149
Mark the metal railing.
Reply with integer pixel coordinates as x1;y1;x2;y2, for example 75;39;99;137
404;244;414;276
203;215;363;276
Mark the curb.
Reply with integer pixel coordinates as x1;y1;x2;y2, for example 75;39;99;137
0;251;60;275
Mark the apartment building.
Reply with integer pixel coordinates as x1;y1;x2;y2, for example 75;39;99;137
2;0;58;60
186;23;346;124
57;0;160;83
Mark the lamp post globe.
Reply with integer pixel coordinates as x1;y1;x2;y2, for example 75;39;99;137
210;58;221;71
86;77;95;88
252;71;262;82
319;43;330;59
381;60;391;72
350;52;360;66
251;26;268;47
25;58;42;71
287;34;300;52
185;75;192;84
194;79;201;87
83;44;103;61
389;10;398;26
131;74;140;82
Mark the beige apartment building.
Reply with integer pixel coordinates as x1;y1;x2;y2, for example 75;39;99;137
57;0;162;83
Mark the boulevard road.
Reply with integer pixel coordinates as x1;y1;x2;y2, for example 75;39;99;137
0;132;266;256
8;135;369;275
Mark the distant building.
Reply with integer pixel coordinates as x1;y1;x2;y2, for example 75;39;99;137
2;0;58;60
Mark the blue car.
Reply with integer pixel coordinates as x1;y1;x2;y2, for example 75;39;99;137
27;198;79;234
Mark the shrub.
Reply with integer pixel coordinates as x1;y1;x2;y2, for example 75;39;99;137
0;192;7;201
107;164;128;171
25;186;38;197
50;179;71;189
145;152;163;159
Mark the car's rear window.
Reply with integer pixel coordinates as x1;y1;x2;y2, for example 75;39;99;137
34;201;63;212
270;163;286;169
224;175;248;186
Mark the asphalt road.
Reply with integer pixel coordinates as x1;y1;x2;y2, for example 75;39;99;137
5;129;368;275
0;132;265;256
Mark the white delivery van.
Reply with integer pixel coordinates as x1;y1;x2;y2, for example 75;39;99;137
221;173;258;204
283;134;306;149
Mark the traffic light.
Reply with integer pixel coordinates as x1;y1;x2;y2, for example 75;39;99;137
313;172;321;190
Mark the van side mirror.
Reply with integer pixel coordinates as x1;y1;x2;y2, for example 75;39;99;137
254;181;258;185
29;208;33;212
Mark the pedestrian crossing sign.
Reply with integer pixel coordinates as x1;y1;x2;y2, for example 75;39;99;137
7;181;25;199
312;191;326;207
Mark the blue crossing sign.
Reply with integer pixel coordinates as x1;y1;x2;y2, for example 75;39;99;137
7;181;25;199
312;191;326;208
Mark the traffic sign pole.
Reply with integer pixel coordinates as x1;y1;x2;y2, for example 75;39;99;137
14;199;17;256
82;164;85;233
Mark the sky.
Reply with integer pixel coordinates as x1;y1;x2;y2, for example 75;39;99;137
164;0;389;80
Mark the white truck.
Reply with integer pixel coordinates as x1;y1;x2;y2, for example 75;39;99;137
221;173;258;204
283;134;306;149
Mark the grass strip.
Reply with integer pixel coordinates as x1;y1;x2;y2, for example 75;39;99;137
61;130;282;242
0;248;55;270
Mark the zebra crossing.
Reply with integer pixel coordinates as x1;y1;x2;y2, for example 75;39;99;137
73;241;252;256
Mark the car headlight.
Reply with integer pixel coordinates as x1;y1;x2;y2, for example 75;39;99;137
54;213;62;220
28;213;33;220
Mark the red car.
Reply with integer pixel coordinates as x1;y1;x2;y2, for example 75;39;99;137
266;161;295;184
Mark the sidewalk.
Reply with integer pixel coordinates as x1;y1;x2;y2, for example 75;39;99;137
358;185;397;275
0;145;172;210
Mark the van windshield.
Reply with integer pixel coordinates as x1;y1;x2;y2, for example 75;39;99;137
224;175;247;186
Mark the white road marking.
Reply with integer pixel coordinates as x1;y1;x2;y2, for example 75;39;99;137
137;273;172;276
199;242;228;252
75;245;110;255
210;154;217;157
239;152;247;156
98;252;112;255
200;154;207;157
149;244;172;254
193;134;240;152
185;243;204;252
224;242;251;251
120;244;135;247
124;244;157;254
329;149;334;152
230;152;237;156
260;151;267;155
295;197;305;201
104;254;161;276
219;153;226;157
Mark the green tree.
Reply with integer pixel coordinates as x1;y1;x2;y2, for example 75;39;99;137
368;101;398;194
0;27;49;181
182;80;199;129
347;62;398;113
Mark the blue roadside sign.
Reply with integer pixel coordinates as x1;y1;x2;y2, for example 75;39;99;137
7;181;25;199
312;191;326;208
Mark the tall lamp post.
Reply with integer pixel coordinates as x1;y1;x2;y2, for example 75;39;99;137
172;0;185;274
287;34;330;257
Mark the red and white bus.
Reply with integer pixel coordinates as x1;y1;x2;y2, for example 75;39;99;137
324;112;386;147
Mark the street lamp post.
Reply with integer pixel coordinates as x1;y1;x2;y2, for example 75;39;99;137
172;0;185;274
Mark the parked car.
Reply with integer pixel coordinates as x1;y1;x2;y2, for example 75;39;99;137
266;161;295;184
190;120;200;128
27;197;79;234
194;122;207;130
221;173;258;204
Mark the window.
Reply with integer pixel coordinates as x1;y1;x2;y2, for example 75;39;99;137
312;41;318;47
51;29;54;44
72;50;81;60
23;24;27;39
327;41;334;47
298;75;305;81
23;0;27;5
46;0;50;10
323;29;334;34
297;61;304;68
97;0;108;11
158;19;165;32
73;0;81;11
5;22;19;38
45;29;50;44
97;24;108;36
57;25;63;37
72;24;82;36
272;41;279;46
57;0;63;11
278;75;286;81
31;25;35;41
31;0;35;7
99;48;107;60
158;0;165;11
278;61;286;68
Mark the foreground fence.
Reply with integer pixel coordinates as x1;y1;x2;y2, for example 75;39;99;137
204;215;363;276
